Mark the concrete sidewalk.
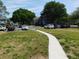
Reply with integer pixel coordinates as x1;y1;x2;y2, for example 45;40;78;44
37;30;68;59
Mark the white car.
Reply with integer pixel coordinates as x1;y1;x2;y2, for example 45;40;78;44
44;24;54;29
21;25;29;30
0;25;6;31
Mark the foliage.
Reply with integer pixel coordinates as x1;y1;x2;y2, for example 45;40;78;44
0;0;9;17
69;7;79;25
41;1;68;23
6;20;15;31
71;7;79;19
0;0;3;6
11;8;35;25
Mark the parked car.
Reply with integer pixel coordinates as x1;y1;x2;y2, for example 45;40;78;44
70;25;78;28
60;25;70;28
15;25;22;30
54;24;61;28
0;25;6;31
44;24;54;29
21;25;29;30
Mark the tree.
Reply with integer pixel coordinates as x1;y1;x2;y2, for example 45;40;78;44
0;0;9;19
6;20;15;31
41;1;67;24
11;8;35;25
71;7;79;19
69;7;79;25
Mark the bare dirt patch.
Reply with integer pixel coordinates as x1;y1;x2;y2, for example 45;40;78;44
0;31;6;35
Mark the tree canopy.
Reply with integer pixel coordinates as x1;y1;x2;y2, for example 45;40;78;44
0;0;8;19
11;8;35;25
0;0;3;6
69;7;79;25
71;7;79;19
41;1;68;24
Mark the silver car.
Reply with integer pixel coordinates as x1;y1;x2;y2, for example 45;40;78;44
0;25;6;31
44;24;54;29
21;25;29;30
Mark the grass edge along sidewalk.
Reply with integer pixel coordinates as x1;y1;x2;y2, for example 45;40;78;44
37;30;68;59
39;28;79;59
0;30;48;59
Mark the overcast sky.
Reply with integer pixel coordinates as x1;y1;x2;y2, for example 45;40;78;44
2;0;79;18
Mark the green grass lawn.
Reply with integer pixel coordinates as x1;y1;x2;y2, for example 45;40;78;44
0;28;79;59
0;30;48;59
39;28;79;59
